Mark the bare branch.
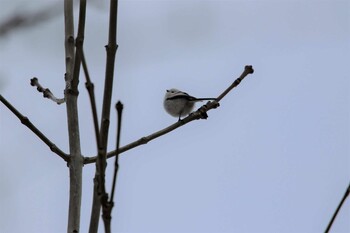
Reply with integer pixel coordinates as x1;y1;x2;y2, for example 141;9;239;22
110;101;123;204
325;182;350;233
84;65;254;164
89;0;119;232
64;0;75;90
82;40;103;233
82;49;101;152
81;42;103;233
100;0;119;229
64;0;85;233
103;101;124;231
71;0;87;91
0;95;69;161
216;65;254;101
98;101;123;233
30;77;65;104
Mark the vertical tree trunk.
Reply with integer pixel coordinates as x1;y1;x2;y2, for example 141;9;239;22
66;95;83;233
64;0;84;232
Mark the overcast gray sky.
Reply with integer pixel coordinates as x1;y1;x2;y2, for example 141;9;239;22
0;0;349;233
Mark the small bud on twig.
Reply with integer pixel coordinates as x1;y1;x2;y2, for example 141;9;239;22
30;77;65;104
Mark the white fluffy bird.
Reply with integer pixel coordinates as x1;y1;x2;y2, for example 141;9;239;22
163;88;216;121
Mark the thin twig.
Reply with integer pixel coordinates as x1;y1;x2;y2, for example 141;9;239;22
89;0;119;232
30;77;65;104
64;0;75;89
0;95;69;161
84;65;254;164
325;182;350;233
100;0;119;229
110;102;123;205
82;49;101;150
82;44;104;233
216;65;254;101
100;101;123;233
71;0;87;91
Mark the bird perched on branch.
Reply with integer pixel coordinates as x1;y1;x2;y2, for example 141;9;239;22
164;88;216;121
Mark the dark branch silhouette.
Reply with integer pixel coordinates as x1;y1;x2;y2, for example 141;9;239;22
89;0;119;232
0;95;69;161
110;101;123;204
325;182;350;233
82;49;101;154
101;101;123;233
81;48;104;233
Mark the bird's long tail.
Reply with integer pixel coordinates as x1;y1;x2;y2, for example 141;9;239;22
194;98;217;101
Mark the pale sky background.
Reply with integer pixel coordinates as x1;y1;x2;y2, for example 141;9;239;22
0;0;349;233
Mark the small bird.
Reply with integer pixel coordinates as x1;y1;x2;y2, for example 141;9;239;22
163;88;216;121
